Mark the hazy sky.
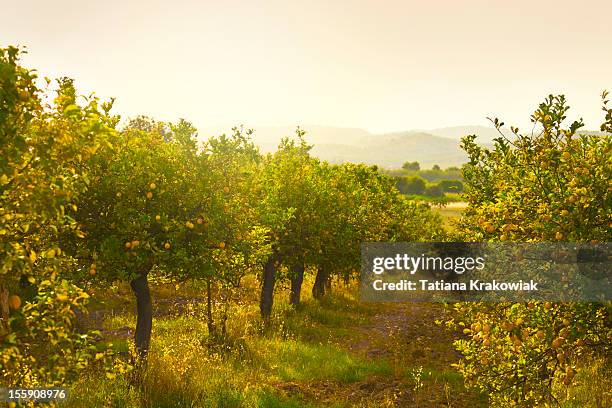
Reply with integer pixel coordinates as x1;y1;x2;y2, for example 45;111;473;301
2;0;611;133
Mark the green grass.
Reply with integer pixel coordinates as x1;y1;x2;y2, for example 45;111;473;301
257;391;322;408
66;373;318;408
104;313;135;330
65;282;392;408
402;192;464;203
262;339;390;383
275;292;379;344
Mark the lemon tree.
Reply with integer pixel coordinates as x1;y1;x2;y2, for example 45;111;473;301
451;94;611;406
192;128;270;337
1;47;117;387
70;116;207;360
254;131;317;316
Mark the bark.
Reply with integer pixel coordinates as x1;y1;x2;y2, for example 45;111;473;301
312;266;328;300
324;274;332;295
289;262;305;306
220;301;229;337
206;278;216;336
0;285;9;338
130;273;153;361
219;286;229;337
259;255;277;320
343;273;350;285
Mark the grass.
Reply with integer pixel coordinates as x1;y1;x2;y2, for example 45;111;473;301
557;356;612;408
66;281;398;407
66;272;608;407
403;193;463;204
427;200;467;231
433;206;463;230
266;339;390;382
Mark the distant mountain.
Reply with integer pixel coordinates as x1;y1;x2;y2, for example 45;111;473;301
198;125;372;153
313;131;470;168
428;126;611;142
427;125;512;144
197;125;503;169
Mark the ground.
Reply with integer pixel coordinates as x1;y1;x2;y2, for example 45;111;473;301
69;279;487;407
273;301;487;407
431;201;467;231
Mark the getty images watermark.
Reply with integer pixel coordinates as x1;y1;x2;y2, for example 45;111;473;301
360;242;611;302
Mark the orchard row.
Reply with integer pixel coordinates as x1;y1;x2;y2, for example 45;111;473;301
0;46;442;387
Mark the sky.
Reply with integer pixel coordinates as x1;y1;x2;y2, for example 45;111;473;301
2;0;611;134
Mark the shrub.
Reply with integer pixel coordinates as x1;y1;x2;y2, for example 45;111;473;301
396;176;426;195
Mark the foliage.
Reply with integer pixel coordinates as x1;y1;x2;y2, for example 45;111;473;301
2;276;121;388
438;179;464;193
424;183;444;198
402;161;420;171
0;46;120;389
396;175;463;199
395;176;426;195
451;94;611;406
386;165;463;182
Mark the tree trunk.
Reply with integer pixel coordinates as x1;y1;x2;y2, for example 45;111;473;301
220;300;229;338
259;255;276;320
206;278;216;336
312;266;328;300
219;286;229;338
0;285;10;339
324;274;332;295
289;262;305;306
130;273;152;361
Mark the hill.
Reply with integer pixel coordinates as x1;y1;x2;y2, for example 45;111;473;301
199;125;479;168
426;125;512;144
197;125;612;169
313;131;469;168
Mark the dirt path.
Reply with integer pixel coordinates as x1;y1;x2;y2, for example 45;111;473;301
349;303;459;366
346;302;480;407
433;202;468;210
277;302;485;407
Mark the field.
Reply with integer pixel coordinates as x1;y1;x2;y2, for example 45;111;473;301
67;277;488;408
430;202;467;231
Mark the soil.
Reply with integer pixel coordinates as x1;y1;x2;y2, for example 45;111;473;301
276;302;486;407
